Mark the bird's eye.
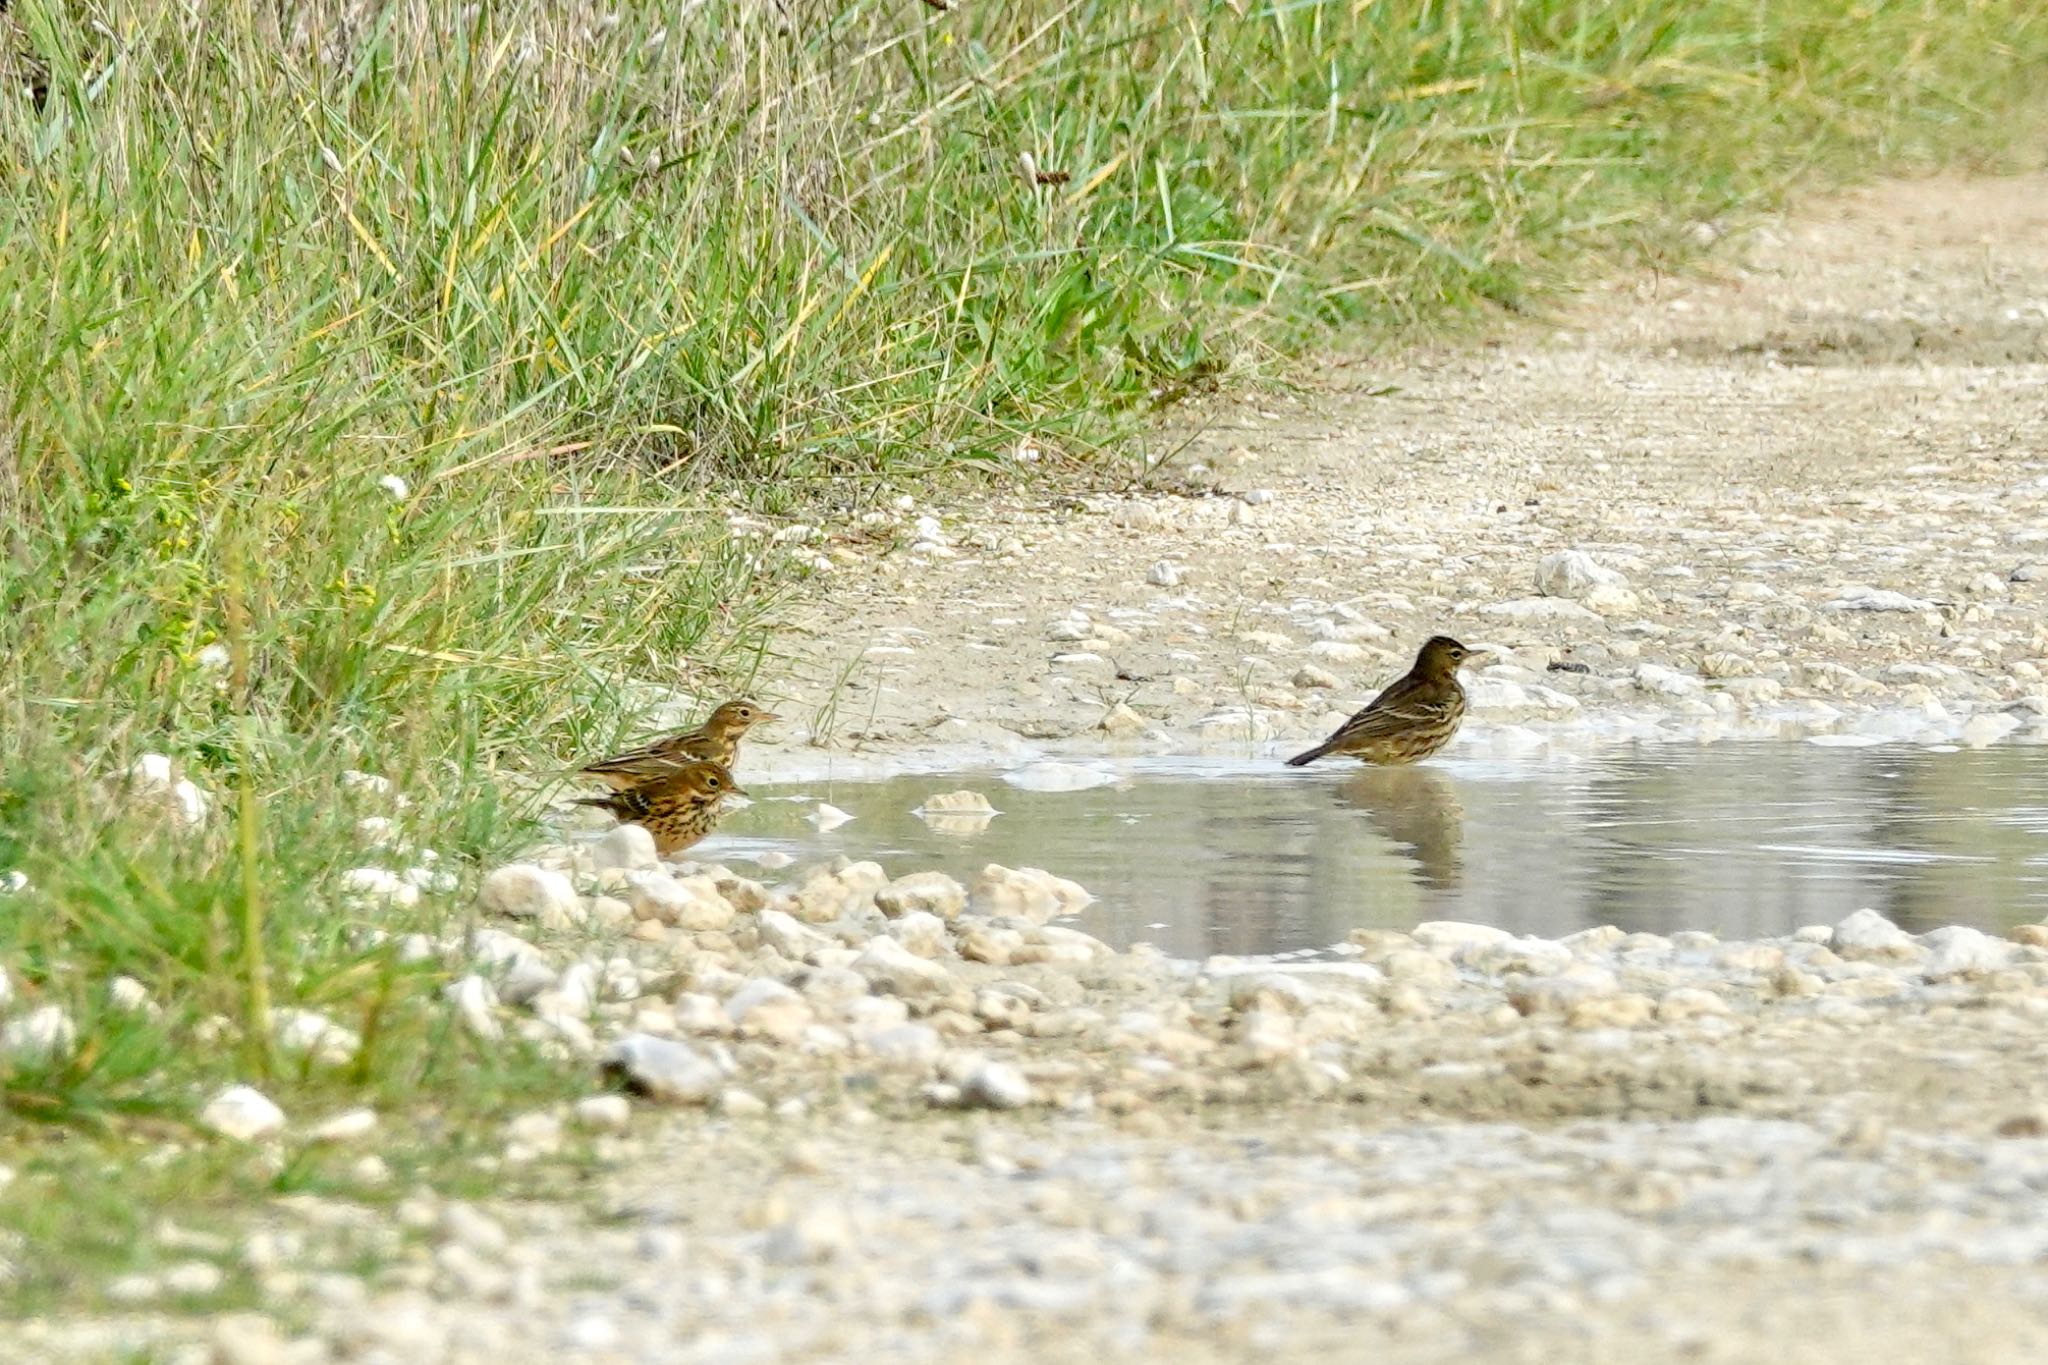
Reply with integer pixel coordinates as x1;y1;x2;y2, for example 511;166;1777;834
707;776;721;788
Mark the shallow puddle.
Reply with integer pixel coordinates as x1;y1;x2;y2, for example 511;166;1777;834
710;741;2048;957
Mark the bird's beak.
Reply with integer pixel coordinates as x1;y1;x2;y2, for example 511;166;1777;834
757;712;781;725
729;782;750;797
1464;650;1497;669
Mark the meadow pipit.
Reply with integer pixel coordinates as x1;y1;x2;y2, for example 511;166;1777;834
1286;635;1485;767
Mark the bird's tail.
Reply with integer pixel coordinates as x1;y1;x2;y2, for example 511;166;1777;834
568;794;622;812
1285;741;1332;768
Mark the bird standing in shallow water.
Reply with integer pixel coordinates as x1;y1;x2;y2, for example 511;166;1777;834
571;759;747;857
580;700;777;791
1286;635;1486;767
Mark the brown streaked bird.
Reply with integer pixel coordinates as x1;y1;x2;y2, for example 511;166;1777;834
570;759;746;857
580;700;778;791
1285;635;1486;768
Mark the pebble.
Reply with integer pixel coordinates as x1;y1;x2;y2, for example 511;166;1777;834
877;871;970;920
852;937;957;998
200;1085;286;1142
478;864;585;929
306;1108;379;1143
1831;908;1921;961
573;1094;633;1132
1536;550;1628;600
956;1060;1034;1110
1;1004;77;1062
604;1034;724;1104
591;823;660;872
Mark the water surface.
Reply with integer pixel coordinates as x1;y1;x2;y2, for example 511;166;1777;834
710;742;2048;957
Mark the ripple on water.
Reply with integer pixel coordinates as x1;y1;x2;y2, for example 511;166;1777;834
698;741;2048;957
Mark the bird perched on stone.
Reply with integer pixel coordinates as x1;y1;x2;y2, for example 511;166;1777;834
570;759;747;857
580;700;777;790
1285;635;1486;767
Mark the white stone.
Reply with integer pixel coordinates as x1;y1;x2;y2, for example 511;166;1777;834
1922;925;2012;979
1825;585;1936;613
886;911;950;958
201;1085;286;1142
163;1260;226;1296
478;864;584;929
108;976;154;1014
916;790;997;815
627;871;733;930
1536;550;1628;600
605;1034;724;1104
306;1108;379;1143
1410;921;1512;952
958;1061;1034;1110
864;1023;943;1068
757;909;833;959
445;975;503;1040
127;753;211;828
877;871;969;920
852;937;956;998
270;1008;361;1065
339;867;420;909
591;823;660;872
2;1005;76;1062
1293;665;1339;690
1479;597;1603;625
1147;560;1183;587
1831;908;1920;961
573;1094;633;1132
725;978;814;1042
1634;663;1706;700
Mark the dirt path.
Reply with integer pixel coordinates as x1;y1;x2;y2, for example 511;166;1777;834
24;175;2048;1365
763;173;2048;765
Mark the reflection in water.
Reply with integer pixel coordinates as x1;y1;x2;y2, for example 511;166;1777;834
1336;768;1463;892
707;742;2048;958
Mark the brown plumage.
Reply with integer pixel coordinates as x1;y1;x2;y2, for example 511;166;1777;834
580;700;777;791
571;759;746;857
1286;635;1485;767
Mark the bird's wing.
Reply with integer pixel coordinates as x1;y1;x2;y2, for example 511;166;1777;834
1327;680;1459;744
580;732;704;776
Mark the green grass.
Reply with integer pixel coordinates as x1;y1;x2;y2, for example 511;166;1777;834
0;0;2043;1309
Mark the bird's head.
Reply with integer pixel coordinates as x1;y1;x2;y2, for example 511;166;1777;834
1414;635;1487;678
682;760;748;801
704;700;779;736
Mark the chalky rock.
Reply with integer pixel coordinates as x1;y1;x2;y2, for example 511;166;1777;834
627;871;734;931
1831;908;1921;962
1;1004;76;1062
444;975;503;1040
784;860;889;923
478;864;584;930
956;1060;1033;1110
1537;550;1629;601
1921;925;2012;980
915;790;997;815
269;1008;361;1065
1825;585;1937;613
969;864;1091;924
306;1108;379;1143
852;937;956;998
604;1033;724;1105
339;867;420;910
126;752;212;829
201;1085;286;1142
876;871;968;921
591;823;660;873
756;909;834;960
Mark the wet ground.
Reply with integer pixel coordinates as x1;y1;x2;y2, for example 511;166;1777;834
718;738;2048;956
